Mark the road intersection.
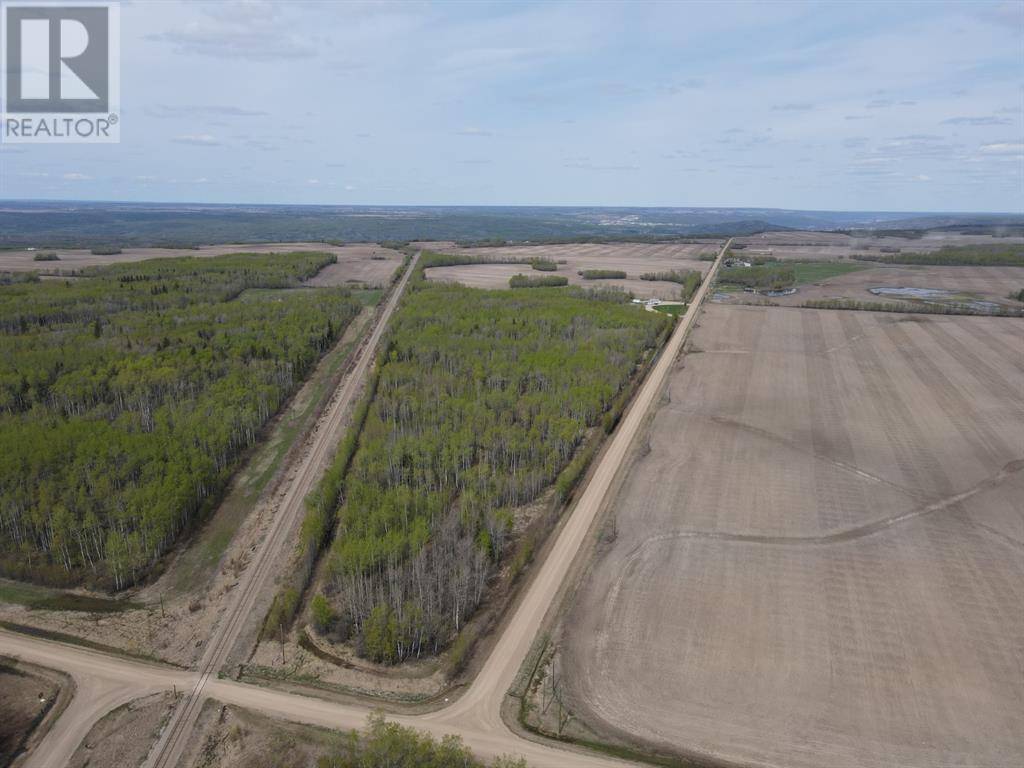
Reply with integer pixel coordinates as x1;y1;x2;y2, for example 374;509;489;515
4;241;728;768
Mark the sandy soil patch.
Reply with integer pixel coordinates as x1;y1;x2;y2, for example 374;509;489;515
0;659;71;767
0;242;404;286
67;692;176;768
563;304;1024;768
185;699;344;768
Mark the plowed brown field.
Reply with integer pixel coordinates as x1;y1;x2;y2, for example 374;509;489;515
424;242;719;300
564;304;1024;768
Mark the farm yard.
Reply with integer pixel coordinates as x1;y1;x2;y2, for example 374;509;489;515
561;303;1024;768
423;242;719;300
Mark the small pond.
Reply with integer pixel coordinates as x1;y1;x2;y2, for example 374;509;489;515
868;286;1002;313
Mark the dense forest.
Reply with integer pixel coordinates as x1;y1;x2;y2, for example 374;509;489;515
318;270;669;663
851;245;1024;266
0;253;363;588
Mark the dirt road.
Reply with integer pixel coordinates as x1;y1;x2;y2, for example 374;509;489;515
420;241;727;739
142;252;418;768
2;241;728;768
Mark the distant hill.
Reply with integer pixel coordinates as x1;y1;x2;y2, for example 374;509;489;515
0;201;1019;248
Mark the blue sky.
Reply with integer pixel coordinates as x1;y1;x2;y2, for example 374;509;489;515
1;0;1021;211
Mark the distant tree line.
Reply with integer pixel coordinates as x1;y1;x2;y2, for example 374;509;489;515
803;298;1022;317
0;252;362;588
851;245;1024;266
718;264;795;290
315;273;669;663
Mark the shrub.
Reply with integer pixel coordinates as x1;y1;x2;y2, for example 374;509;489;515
310;593;335;632
718;264;794;290
32;252;59;261
509;274;568;288
529;258;557;271
263;587;300;639
639;269;702;301
579;269;626;280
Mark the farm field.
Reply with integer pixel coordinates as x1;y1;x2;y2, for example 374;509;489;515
732;231;1024;261
0;658;68;766
0;243;404;286
562;304;1024;768
424;242;719;300
714;263;1024;312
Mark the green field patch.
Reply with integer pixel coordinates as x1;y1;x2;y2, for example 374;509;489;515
653;303;686;316
0;578;140;613
791;261;867;284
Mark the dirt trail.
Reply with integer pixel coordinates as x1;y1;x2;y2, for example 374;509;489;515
420;240;729;737
142;253;418;768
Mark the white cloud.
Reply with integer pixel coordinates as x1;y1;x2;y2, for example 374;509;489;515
979;142;1024;154
63;172;91;181
172;134;220;146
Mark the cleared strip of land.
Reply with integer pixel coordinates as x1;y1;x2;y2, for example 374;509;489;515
143;253;419;768
0;243;403;285
563;304;1024;768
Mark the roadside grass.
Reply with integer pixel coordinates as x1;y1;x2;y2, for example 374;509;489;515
352;287;382;306
791;261;867;284
653;303;686;317
0;579;140;613
0;620;178;666
169;305;376;595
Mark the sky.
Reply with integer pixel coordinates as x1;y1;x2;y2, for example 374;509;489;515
1;0;1022;212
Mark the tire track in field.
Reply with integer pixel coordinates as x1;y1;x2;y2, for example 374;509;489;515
880;320;1016;471
687;411;927;502
835;312;956;501
616;459;1024;550
802;309;883;532
915;319;1024;402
